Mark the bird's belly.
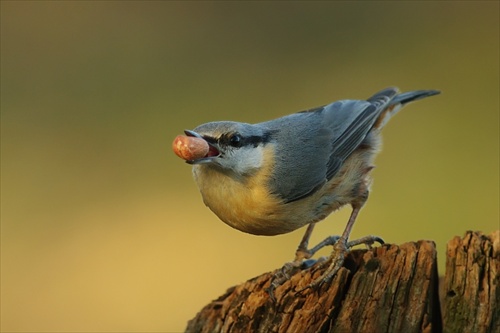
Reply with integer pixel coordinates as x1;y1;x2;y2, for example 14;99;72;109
192;146;375;236
194;170;295;235
192;167;348;236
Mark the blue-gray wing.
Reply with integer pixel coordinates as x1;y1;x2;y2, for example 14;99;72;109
262;87;398;203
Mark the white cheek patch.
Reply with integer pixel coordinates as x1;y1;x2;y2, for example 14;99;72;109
231;145;265;175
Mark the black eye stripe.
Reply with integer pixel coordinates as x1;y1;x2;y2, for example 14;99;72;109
219;132;272;148
244;135;269;147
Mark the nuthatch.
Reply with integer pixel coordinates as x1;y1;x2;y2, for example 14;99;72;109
173;87;439;293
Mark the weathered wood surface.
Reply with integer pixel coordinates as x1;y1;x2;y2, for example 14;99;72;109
186;241;440;333
186;231;499;333
442;230;499;333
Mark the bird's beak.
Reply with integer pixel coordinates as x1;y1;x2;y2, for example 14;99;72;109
183;130;221;164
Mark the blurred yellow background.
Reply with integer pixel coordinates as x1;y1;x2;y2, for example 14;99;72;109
1;1;498;332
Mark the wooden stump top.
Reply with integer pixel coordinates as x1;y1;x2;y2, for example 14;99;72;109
186;231;499;333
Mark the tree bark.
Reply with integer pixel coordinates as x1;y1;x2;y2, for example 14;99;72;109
442;230;499;333
186;231;499;333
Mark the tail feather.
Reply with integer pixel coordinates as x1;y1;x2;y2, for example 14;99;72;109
391;90;441;105
371;88;440;130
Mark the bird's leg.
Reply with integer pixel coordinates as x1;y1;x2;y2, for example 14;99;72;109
299;204;362;292
268;189;384;298
267;223;315;299
295;223;343;263
268;223;341;299
297;192;384;293
294;222;317;261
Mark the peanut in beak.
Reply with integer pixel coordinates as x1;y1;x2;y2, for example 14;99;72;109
172;135;209;161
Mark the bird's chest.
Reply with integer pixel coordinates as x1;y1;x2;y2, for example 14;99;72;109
192;165;289;235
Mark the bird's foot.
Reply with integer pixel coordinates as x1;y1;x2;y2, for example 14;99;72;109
267;261;301;301
267;235;341;300
296;235;384;294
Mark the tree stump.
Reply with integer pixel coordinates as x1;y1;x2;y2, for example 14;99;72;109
442;230;499;333
186;231;499;333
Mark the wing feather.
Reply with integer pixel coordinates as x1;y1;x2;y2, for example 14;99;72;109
263;88;398;203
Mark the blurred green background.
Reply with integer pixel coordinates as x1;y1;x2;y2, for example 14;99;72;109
1;1;498;332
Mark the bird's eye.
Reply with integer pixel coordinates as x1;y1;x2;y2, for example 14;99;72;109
229;133;242;147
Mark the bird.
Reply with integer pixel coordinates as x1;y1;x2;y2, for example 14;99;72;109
172;87;440;295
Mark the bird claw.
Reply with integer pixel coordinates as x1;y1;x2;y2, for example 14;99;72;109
347;235;384;250
267;261;303;301
296;239;348;294
268;235;384;299
299;235;384;293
